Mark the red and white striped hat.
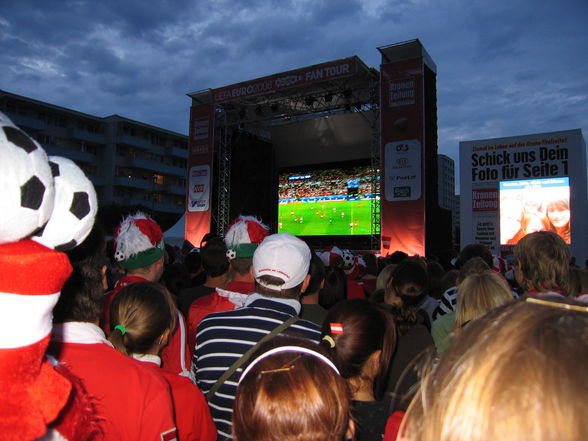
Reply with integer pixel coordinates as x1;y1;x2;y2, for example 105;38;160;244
0;239;73;440
319;245;344;267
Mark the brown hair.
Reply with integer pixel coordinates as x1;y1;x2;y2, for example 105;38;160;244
568;267;588;298
321;298;397;400
402;296;588;441
384;258;428;332
254;275;305;299
514;231;570;295
230;257;253;276
233;336;352;441
108;282;177;356
453;271;512;331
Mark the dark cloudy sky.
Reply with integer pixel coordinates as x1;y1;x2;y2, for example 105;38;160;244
1;0;587;192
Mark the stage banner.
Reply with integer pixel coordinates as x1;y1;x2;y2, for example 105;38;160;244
460;129;586;260
213;57;357;103
380;58;426;256
186;104;215;247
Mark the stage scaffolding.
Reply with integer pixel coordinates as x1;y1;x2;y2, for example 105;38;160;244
206;58;381;248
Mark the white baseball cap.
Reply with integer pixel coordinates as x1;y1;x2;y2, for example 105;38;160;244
253;233;311;290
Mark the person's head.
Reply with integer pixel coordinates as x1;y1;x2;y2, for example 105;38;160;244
362;253;378;276
201;237;230;278
402;296;588;441
457;256;490;284
320;299;396;400
233;336;353;441
454;271;513;331
252;233;311;299
426;261;446;299
520;213;548;235
500;202;523;242
455;243;493;269
385;258;429;308
546;196;570;238
183;249;202;275
568;267;588;298
225;216;269;276
302;253;326;298
161;262;190;297
54;224;109;324
319;266;347;309
514;231;570;295
113;212;165;281
108;281;177;356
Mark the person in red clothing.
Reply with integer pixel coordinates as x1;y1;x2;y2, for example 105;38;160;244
109;281;216;441
104;212;191;377
187;216;269;347
50;225;178;441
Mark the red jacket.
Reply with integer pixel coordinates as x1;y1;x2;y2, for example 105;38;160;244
141;360;216;441
49;324;177;441
187;281;253;352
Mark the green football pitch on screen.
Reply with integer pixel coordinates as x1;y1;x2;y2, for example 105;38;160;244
278;199;376;236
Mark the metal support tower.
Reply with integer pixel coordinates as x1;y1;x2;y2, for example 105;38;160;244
215;110;232;236
369;80;381;251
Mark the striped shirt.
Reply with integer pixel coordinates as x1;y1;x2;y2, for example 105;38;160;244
432;286;459;320
193;295;321;440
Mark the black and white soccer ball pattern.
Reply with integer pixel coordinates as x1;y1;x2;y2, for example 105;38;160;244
0;112;97;249
33;156;98;251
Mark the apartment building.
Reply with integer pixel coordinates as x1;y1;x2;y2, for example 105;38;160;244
0;90;187;220
438;154;458;246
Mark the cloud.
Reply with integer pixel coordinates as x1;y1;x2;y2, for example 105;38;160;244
0;0;585;188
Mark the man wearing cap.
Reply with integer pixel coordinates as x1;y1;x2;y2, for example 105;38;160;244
193;232;321;440
187;216;268;342
103;212;191;377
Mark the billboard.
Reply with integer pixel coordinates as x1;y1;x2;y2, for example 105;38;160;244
460;129;586;260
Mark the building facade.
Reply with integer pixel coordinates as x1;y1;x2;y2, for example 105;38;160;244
437;154;458;246
0;90;187;219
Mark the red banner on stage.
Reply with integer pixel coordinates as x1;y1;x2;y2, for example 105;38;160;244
213;57;358;103
379;58;426;256
186;104;215;247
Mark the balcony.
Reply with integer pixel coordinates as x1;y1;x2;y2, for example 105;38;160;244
119;156;185;177
165;184;185;196
43;145;94;163
166;146;189;159
10;114;46;131
113;176;151;190
68;128;107;144
89;176;105;187
116;134;152;150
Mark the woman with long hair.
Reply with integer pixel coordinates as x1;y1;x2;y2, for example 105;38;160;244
400;296;588;441
109;282;216;441
320;298;397;441
453;270;513;333
545;196;571;244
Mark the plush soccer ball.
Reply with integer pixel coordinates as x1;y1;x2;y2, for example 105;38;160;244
0;114;55;244
342;249;355;269
32;156;98;251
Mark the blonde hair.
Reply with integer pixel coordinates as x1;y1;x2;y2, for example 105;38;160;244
514;231;570;295
402;297;588;441
453;271;512;331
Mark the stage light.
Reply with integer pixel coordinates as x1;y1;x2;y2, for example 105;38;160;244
305;96;315;106
270;103;279;113
255;105;263;115
343;89;352;99
324;93;333;103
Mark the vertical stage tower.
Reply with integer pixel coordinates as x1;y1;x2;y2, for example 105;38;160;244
379;40;449;256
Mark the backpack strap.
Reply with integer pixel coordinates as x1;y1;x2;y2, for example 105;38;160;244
206;314;300;402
